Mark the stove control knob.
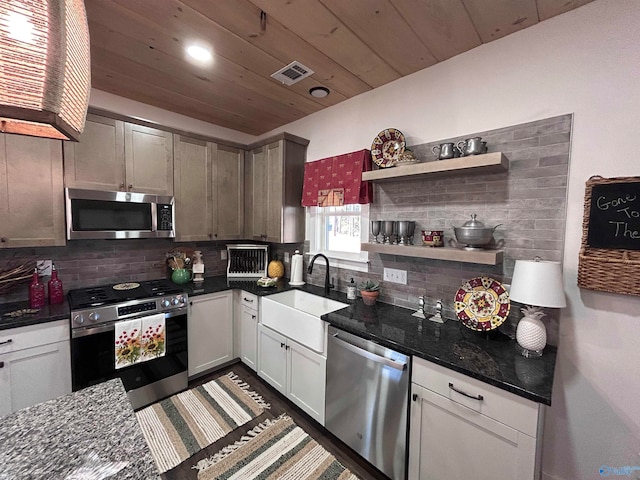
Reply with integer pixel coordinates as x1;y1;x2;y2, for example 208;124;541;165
161;299;171;308
171;297;180;306
88;312;100;323
179;296;187;304
73;314;85;325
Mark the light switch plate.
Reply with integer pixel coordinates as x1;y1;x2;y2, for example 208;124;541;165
37;260;52;276
284;252;290;263
383;267;407;285
221;250;228;260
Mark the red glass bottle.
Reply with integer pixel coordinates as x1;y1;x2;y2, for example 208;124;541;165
28;268;45;309
48;263;64;305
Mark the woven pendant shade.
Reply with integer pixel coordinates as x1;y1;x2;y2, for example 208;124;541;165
0;0;91;141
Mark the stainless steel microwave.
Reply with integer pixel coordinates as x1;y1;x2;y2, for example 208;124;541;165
65;188;175;240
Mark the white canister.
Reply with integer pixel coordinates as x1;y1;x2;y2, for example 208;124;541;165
290;250;305;286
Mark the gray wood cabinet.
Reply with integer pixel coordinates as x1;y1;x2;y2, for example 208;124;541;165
0;133;65;248
244;135;307;243
212;143;244;240
64;114;173;195
173;135;244;242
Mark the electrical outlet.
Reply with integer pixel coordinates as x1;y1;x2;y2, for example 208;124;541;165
37;260;52;276
284;252;290;263
383;267;407;285
221;250;228;260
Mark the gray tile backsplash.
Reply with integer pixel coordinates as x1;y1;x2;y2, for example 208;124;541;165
1;114;570;347
306;114;571;346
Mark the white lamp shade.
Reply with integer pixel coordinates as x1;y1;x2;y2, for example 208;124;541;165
509;259;567;308
0;0;91;141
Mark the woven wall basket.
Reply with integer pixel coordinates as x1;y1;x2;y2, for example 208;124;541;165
578;175;640;296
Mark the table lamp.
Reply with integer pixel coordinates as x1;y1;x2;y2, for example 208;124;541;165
509;258;566;357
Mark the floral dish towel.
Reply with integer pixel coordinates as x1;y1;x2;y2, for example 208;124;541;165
115;318;142;369
141;313;166;361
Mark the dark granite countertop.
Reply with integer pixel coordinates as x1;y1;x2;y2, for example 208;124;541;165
0;301;69;331
0;378;158;479
0;275;556;405
322;300;556;406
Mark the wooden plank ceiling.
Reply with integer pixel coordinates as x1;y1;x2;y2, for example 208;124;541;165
87;0;593;135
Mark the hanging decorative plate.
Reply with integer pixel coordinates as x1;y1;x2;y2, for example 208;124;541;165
113;282;140;291
370;128;406;168
454;277;510;331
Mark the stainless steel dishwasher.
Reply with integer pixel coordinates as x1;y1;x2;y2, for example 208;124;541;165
325;326;409;480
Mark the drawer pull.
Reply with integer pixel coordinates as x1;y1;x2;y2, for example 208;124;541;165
449;382;484;401
0;361;4;368
243;297;254;303
412;393;418;402
0;339;12;346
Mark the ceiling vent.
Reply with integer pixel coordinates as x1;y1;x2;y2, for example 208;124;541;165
270;61;314;86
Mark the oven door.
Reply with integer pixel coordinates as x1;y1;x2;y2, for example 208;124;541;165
71;310;188;399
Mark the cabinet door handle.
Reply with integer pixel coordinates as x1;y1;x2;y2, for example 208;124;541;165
448;382;484;401
280;342;285;348
128;184;133;190
119;183;125;190
0;361;4;368
243;297;254;303
0;237;6;243
412;393;418;402
251;315;256;319
285;345;290;350
0;339;12;346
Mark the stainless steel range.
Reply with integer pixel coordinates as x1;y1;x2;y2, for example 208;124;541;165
69;279;188;409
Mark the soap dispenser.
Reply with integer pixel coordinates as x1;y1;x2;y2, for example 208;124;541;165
347;278;357;300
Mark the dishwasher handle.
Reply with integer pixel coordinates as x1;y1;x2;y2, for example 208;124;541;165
331;332;407;371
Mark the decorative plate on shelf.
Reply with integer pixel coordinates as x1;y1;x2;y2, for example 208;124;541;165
454;277;510;331
370;128;405;168
113;282;140;291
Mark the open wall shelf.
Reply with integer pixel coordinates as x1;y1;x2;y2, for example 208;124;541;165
363;152;508;182
361;243;503;265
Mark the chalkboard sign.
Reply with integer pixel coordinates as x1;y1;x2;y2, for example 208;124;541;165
587;181;640;249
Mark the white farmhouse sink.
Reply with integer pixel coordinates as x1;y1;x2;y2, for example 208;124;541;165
261;290;348;353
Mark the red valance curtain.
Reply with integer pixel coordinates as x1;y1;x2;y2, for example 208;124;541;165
301;149;373;207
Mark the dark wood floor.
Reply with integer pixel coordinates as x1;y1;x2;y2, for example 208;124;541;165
161;361;389;480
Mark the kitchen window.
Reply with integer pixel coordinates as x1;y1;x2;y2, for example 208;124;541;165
307;204;369;272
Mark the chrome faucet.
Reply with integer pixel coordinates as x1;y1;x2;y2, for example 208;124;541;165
307;253;334;295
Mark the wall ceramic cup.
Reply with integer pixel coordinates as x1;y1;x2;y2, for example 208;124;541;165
431;143;459;160
457;137;486;156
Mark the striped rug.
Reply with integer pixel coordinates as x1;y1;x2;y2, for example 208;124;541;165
194;415;360;480
136;372;270;474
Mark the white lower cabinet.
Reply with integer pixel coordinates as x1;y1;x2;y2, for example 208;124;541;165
409;357;544;480
0;320;71;416
236;291;258;371
188;291;233;378
257;324;326;424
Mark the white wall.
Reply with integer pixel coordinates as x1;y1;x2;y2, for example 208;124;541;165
258;1;640;478
89;89;255;145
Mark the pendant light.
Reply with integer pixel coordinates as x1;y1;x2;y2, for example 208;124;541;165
0;0;91;141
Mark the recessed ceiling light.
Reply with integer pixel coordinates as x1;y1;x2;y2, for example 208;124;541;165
309;86;330;98
186;44;212;63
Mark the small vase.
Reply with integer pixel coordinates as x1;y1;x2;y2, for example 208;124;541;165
360;290;379;306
